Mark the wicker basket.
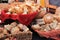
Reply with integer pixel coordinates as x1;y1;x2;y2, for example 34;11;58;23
0;31;32;40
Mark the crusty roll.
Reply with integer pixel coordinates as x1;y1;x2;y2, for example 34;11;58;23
31;24;41;30
54;7;60;22
10;22;17;27
11;27;20;34
0;3;10;11
43;13;54;24
36;7;46;18
4;24;13;31
3;29;9;35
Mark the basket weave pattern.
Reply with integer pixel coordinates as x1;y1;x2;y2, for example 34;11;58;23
0;31;32;40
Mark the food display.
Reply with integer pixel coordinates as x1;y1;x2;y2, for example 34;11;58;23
1;0;60;40
31;12;60;31
31;20;58;32
31;17;60;40
0;2;39;25
0;22;29;39
31;7;60;40
3;2;40;15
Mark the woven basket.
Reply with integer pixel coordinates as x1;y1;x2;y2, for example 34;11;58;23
0;31;32;40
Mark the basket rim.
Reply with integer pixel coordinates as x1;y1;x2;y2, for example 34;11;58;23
0;31;32;39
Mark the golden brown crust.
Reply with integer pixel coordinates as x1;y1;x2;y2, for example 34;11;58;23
43;13;54;24
0;3;10;10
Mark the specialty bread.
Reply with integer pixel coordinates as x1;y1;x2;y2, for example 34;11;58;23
43;13;54;24
8;2;40;14
0;3;10;10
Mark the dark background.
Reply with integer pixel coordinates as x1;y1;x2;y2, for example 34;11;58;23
0;0;8;3
49;0;60;7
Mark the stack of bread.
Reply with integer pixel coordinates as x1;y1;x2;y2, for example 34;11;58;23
5;2;40;14
31;7;60;32
0;22;29;39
